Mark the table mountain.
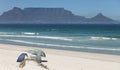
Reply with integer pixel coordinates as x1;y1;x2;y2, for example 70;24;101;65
0;7;116;24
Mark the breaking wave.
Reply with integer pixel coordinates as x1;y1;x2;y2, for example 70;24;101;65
91;36;117;40
0;35;73;41
1;38;120;52
22;32;36;35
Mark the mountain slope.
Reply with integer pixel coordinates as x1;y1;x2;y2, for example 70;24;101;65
0;7;116;24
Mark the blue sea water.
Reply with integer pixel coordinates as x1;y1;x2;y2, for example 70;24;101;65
0;24;120;55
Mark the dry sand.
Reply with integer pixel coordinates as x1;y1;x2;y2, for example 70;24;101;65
0;44;120;70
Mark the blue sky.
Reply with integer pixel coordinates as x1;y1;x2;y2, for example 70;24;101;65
0;0;120;20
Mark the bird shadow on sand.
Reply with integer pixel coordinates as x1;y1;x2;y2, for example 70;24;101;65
19;59;50;70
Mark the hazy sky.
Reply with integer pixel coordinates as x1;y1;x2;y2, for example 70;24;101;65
0;0;120;20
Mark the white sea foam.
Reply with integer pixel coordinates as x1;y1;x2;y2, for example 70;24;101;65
0;32;15;35
0;35;72;41
1;38;120;52
111;38;117;40
91;37;117;40
22;32;36;35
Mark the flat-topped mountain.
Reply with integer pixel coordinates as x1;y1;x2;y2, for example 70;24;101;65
0;7;116;24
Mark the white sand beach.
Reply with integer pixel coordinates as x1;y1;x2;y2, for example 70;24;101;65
0;44;120;70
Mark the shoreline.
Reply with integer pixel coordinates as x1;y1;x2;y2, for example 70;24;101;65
0;43;120;70
0;43;120;62
1;41;120;56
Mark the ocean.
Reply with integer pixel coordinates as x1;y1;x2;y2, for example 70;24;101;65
0;24;120;55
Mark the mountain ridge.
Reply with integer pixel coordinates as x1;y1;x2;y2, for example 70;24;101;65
0;7;117;24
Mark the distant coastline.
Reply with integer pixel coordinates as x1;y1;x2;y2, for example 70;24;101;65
0;7;119;24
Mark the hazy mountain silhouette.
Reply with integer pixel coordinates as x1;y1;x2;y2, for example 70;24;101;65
0;7;117;24
90;13;113;21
